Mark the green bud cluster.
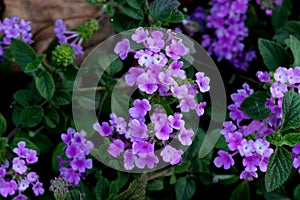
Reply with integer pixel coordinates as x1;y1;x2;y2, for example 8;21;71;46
51;43;75;68
49;176;70;200
76;19;99;41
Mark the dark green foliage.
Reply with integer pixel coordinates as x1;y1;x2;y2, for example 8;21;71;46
240;91;271;120
115;173;148;200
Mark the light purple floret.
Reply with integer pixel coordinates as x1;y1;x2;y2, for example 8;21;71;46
160;145;183;165
135;153;159;169
129;99;151;119
114;39;131;60
214;150;234;170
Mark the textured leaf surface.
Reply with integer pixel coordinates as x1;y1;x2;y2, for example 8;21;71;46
35;71;55;101
281;91;300;132
265;146;292;192
241;91;271;120
258;38;291;70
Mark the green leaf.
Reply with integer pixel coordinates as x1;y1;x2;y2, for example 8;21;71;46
11;137;40;154
12;106;23;126
122;6;143;20
230;181;251;200
281;91;300;132
215;135;229;151
43;107;60;128
282;133;300;146
170;173;176;185
109;171;130;197
35;71;55;101
265;133;282;146
258;38;291;70
65;189;83;200
95;176;109;200
13;89;42;107
273;20;300;43
284;35;300;66
126;0;144;9
294;184;300;200
0;137;8;149
106;58;123;76
192;152;212;174
10;39;36;70
31;133;54;154
0;148;6;164
240;91;271;120
264;191;291;200
52;142;66;172
175;177;195;200
110;13;138;32
0;113;7;136
149;0;180;23
271;0;292;30
174;161;191;174
167;11;184;24
52;90;71;106
24;54;45;73
265;146;292;192
146;180;163;191
115;173;148;200
199;129;220;158
21;105;44;128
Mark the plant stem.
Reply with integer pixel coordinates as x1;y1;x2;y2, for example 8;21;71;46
97;91;109;118
78;86;107;91
145;0;154;26
7;123;22;140
147;169;171;181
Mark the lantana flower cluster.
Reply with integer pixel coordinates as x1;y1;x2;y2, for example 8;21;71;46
202;0;256;71
257;66;300;98
0;142;44;199
215;66;300;180
57;128;94;185
93;27;210;170
0;16;33;57
54;19;99;56
214;83;275;181
256;0;282;15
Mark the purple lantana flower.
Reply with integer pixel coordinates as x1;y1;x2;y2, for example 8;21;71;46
166;39;188;60
135;153;159;169
114;39;131;60
132;27;149;43
12;158;27;174
270;82;287;98
178;128;194;145
214;150;234;170
160;145;183;165
195;72;210;93
93;122;113;137
129;99;151;119
0;180;18;197
124;150;136;170
132;141;154;154
108;139;125;157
